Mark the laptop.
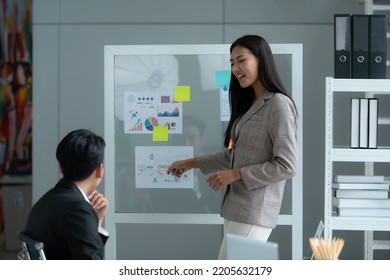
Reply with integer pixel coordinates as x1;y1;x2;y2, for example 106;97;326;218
226;233;279;260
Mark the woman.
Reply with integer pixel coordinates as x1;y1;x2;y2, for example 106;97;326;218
167;35;297;259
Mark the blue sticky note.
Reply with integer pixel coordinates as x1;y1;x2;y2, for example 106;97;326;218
215;70;231;86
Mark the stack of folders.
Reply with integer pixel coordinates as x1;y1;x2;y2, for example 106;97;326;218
334;14;387;79
333;175;390;217
350;97;378;148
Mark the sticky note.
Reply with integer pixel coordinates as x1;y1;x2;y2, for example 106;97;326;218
153;125;168;142
215;70;231;86
174;86;190;102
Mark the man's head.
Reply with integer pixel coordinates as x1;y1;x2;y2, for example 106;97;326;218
56;129;105;182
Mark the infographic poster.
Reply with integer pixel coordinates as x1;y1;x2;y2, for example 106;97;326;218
124;91;182;134
135;146;194;189
220;85;230;121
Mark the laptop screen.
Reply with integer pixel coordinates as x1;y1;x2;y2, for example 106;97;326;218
226;233;279;260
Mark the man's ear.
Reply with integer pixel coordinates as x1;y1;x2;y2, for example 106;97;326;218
58;163;63;174
96;163;104;179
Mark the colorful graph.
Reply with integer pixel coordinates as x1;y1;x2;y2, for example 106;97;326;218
164;121;177;130
124;92;182;134
145;117;159;131
127;110;143;131
157;107;179;117
161;96;170;103
129;121;142;131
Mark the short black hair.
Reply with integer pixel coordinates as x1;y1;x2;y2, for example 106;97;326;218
56;129;105;181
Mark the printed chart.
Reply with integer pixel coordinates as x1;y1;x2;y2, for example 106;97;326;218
124;92;183;134
135;146;194;189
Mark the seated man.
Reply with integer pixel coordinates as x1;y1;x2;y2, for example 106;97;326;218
23;129;109;259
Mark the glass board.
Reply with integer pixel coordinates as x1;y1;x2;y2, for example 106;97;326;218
104;44;302;259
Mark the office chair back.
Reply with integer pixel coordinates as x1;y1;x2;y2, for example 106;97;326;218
17;231;47;260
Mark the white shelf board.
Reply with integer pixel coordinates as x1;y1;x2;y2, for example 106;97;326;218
331;216;390;231
331;148;390;162
373;4;390;11
329;78;390;93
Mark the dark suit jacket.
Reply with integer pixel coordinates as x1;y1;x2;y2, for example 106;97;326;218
24;178;108;259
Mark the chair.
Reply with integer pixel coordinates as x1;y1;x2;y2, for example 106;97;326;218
17;231;47;260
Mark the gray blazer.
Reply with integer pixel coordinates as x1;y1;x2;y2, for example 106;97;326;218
197;91;297;228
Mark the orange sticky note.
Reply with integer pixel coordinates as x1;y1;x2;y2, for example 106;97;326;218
152;125;168;142
174;86;190;102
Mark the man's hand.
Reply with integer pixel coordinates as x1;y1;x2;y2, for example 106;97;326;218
89;190;109;227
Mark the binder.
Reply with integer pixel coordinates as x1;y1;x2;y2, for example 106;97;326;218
333;175;384;183
352;15;369;79
369;15;387;79
333;197;390;208
350;98;359;148
359;98;369;148
332;182;390;190
337;208;390;217
335;189;389;199
368;98;378;149
334;14;352;78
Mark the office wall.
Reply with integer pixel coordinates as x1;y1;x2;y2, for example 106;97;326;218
33;0;383;259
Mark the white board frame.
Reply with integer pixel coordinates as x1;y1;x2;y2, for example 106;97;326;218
104;43;303;259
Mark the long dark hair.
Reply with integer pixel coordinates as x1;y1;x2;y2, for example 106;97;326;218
224;35;294;147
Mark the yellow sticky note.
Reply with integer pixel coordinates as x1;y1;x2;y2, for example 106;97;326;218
174;86;190;102
153;125;168;142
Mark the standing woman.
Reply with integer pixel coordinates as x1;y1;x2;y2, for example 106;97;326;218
167;35;297;259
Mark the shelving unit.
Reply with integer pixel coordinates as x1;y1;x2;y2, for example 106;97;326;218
363;0;390;260
324;77;390;246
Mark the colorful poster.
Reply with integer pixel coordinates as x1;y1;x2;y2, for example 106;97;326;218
135;146;194;189
124;91;182;134
0;0;33;177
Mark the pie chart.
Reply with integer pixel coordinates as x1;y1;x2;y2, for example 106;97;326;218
145;117;159;131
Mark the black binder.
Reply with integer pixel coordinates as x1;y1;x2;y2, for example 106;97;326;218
369;15;387;79
334;14;352;78
352;15;369;79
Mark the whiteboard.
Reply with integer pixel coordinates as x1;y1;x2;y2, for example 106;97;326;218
104;44;303;259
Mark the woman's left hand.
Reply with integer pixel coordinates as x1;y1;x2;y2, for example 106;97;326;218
206;169;241;192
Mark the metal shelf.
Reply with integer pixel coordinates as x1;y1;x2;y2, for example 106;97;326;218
331;148;390;162
331;216;390;231
324;77;390;246
328;78;390;93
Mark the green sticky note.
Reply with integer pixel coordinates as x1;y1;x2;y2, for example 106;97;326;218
153;125;168;142
215;70;231;86
174;86;190;102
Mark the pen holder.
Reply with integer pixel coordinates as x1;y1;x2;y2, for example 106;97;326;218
309;237;345;260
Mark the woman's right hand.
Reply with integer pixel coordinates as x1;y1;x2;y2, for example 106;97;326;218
167;158;198;178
